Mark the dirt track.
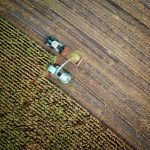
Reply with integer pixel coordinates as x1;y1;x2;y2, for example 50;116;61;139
0;0;150;149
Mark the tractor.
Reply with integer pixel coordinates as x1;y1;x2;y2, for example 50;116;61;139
45;36;69;56
48;64;72;84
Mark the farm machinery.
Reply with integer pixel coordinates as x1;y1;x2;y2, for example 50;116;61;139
45;36;82;84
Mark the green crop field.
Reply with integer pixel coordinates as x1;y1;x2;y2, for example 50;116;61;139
0;17;132;150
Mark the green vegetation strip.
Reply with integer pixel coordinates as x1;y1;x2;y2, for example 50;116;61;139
0;17;132;150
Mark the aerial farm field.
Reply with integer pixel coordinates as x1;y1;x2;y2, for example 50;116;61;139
0;18;132;149
0;0;150;149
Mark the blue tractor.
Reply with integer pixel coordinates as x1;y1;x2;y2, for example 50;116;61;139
45;36;69;55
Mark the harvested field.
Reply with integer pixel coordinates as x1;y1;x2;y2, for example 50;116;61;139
0;18;132;149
